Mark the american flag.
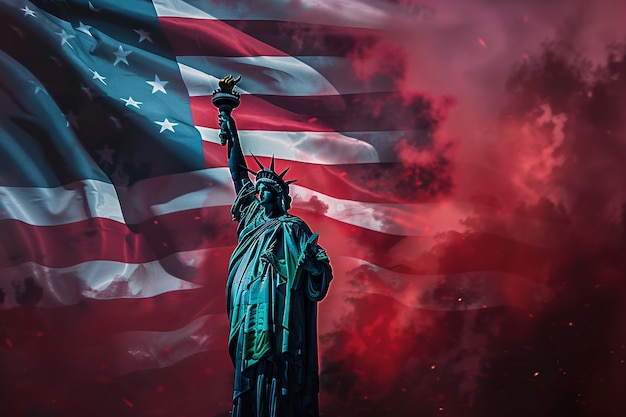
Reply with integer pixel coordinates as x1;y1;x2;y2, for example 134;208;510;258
2;1;625;416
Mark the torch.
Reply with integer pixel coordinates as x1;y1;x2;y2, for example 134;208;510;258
212;75;242;146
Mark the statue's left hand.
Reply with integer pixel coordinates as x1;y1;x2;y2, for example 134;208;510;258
300;247;327;276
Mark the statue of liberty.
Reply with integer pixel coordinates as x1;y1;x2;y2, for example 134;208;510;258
213;75;333;417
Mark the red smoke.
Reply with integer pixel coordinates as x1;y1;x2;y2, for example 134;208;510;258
313;1;626;416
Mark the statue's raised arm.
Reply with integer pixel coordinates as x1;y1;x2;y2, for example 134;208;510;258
212;75;249;193
212;75;333;417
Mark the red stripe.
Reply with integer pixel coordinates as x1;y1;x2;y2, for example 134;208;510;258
0;304;526;417
294;210;553;277
0;334;233;417
159;17;288;57
219;20;380;57
191;94;334;133
202;144;431;204
159;17;380;57
0;207;235;269
0;287;225;345
191;92;434;132
0;207;550;277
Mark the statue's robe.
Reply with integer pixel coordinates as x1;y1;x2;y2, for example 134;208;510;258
227;182;332;417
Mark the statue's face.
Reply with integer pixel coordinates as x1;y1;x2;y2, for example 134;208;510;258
257;183;283;216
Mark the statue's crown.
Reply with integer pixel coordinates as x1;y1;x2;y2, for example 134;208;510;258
246;154;296;193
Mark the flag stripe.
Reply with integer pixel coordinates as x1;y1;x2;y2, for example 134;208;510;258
190;93;431;132
158;17;381;58
216;19;381;57
333;257;551;312
0;342;233;416
98;313;229;378
198;128;382;165
3;177;462;233
202;127;412;166
159;17;289;57
0;287;226;340
0;252;547;311
0;312;228;377
153;0;396;29
0;208;233;269
0;257;208;309
0;210;550;280
1;178;558;261
178;56;395;97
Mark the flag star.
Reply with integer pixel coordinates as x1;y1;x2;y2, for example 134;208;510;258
95;144;115;165
65;110;79;129
80;84;95;100
146;74;168;94
154;118;178;133
56;29;75;48
120;96;142;109
28;80;47;95
88;1;101;12
110;164;129;185
21;6;36;17
49;55;62;67
11;25;25;38
76;21;93;36
133;28;153;43
89;69;107;85
113;45;132;66
109;116;122;130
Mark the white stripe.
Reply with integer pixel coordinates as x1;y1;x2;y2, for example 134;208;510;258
106;313;228;377
152;0;217;19
328;256;552;312
0;181;124;225
178;57;340;96
0;254;207;309
0;170;464;235
154;0;403;29
0;314;229;379
0;169;235;226
114;168;234;221
178;55;395;97
291;185;470;236
210;129;415;163
0;169;562;245
197;127;381;164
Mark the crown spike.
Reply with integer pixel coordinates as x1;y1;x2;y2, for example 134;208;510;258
239;164;258;176
270;154;275;171
278;166;291;178
249;152;265;170
285;179;297;185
